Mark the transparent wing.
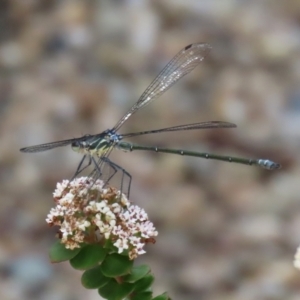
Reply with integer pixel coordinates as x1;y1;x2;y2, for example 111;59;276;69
113;43;212;131
122;121;236;138
20;137;84;153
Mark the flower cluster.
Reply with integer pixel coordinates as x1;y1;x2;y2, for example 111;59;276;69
46;177;158;259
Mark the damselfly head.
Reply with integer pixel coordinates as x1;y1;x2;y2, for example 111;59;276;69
71;134;94;153
71;140;85;153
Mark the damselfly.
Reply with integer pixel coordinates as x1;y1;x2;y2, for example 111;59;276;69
20;43;280;195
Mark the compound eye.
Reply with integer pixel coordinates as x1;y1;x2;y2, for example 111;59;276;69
71;141;81;152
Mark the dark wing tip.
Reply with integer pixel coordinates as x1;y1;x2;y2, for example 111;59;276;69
184;44;193;50
210;121;237;128
20;147;28;152
184;43;212;51
20;147;39;153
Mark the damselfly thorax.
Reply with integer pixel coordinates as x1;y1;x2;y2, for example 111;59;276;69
71;131;121;157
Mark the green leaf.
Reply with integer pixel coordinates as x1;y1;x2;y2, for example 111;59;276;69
98;279;134;300
131;291;153;300
49;240;81;263
123;265;151;283
70;244;107;270
81;265;110;289
100;253;134;277
152;293;170;300
133;274;154;293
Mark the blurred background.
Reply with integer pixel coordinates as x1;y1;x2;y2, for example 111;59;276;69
1;0;300;299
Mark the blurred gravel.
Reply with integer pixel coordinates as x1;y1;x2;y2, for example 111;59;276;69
1;1;300;299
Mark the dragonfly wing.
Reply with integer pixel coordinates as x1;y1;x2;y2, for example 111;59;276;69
113;43;212;130
20;137;83;153
122;121;236;137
